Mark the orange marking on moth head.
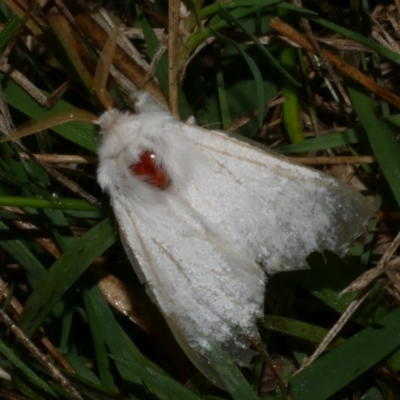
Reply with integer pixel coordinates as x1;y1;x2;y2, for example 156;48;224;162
130;151;170;189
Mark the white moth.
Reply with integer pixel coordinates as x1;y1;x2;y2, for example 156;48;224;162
97;91;373;383
3;27;371;384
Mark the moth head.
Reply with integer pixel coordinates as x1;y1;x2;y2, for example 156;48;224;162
133;91;169;114
96;104;173;193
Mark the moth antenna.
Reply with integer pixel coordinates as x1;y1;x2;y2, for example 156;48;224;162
94;24;120;110
0;109;97;143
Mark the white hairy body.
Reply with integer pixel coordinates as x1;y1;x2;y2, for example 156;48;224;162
97;93;372;383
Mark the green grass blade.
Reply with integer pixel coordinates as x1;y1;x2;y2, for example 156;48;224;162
64;347;100;386
287;252;387;324
276;3;319;15
112;356;201;400
82;285;116;392
226;0;280;7
263;315;345;348
184;4;275;65
310;16;400;65
213;31;265;127
206;347;260;400
81;280;185;400
137;8;169;97
1;75;97;152
0;338;59;398
289;307;400;400
137;9;192;119
0;196;100;211
214;43;232;129
41;209;76;251
277;127;363;153
220;7;300;87
278;112;400;153
0;16;21;50
347;82;400;207
59;373;124;400
19;218;116;337
0;220;46;281
280;46;304;143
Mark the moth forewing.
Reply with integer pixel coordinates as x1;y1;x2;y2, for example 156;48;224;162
179;123;373;273
109;165;265;386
